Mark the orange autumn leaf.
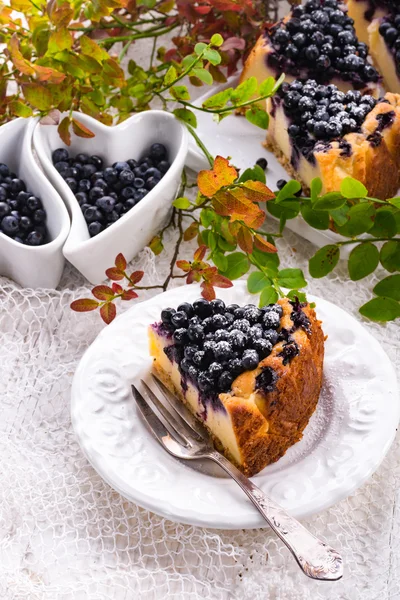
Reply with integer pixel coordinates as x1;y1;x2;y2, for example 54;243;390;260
57;116;71;146
254;234;278;253
70;298;99;312
214;189;265;229
201;281;216;300
176;259;191;272
100;302;116;324
241;180;275;203
183;221;199;241
72;118;95;139
194;245;207;261
197;156;238;198
115;253;127;270
237;225;253;253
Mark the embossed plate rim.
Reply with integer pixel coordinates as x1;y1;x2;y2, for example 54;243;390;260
71;282;399;529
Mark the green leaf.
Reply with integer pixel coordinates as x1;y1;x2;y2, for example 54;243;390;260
247;272;272;293
275;180;302;203
210;33;224;47
348;243;380;281
310;178;323;204
277;268;307;289
388;197;400;209
336;203;375;237
213;251;228;272
192;68;213;85
9;100;33;118
220;252;249;280
374;275;400;301
359;297;400;322
204;48;221;66
202;88;231;109
309;245;340;278
258;77;275;97
194;42;207;56
369;209;397;239
287;290;307;303
170;85;190;101
23;83;54;110
245;107;269;129
172;196;190;209
238;165;266;184
200;208;215;228
313;192;346;210
301;203;330;230
173;107;197;128
259;286;279;307
218;237;236;252
340;176;368;199
163;65;177;86
330;205;349;227
208;231;217;251
267;199;300;220
381;241;400;273
231;77;258;104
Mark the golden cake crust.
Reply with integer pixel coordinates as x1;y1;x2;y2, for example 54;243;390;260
149;298;324;477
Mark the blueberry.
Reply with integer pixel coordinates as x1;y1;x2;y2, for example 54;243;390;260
173;328;189;345
158;160;170;173
133;177;145;189
0;202;10;218
113;161;130;172
145;177;161;191
285;44;299;59
26;196;42;212
171;311;189;329
124;198;137;211
210;314;227;330
218;371;234;392
248;325;263;339
242;349;259;370
134;165;148;177
10;178;26;195
255;157;268;170
193;351;208;368
228;329;247;350
208;362;224;379
384;27;398;45
279;340;299;365
114;202;124;215
305;44;319;61
52;148;69;163
150;143;167;160
19;215;32;231
127;159;138;170
234;319;250;332
33;209;46;223
89;187;104;202
203;340;217;357
214;341;232;361
65;177;77;192
197;372;214;393
263;310;281;329
243;306;262;324
54;160;69;175
1;215;19;234
184;345;198;361
120;186;136;200
88;221;104;237
226;304;239;314
263;329;279;345
93;178;108;191
274;28;290;45
75;153;89;164
25;230;44;246
214;329;229;342
253;338;273;359
84;206;103;223
103;167;118;184
87;155;103;169
106;210;119;223
193;298;213;319
276;179;287;190
79;203;91;215
76;192;88;206
363;65;379;81
82;164;97;179
96;196;116;213
188;324;205;344
179;358;191;374
230;358;244;376
161;307;175;327
76;181;89;196
8;199;18;211
119;169;135;186
177;302;194;318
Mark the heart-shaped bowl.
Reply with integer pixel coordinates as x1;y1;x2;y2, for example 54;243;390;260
33;111;188;284
0;117;70;289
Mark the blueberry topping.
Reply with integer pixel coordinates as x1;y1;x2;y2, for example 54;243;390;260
242;349;259;370
170;311;189;329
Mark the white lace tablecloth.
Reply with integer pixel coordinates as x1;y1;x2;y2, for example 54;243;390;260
1;21;400;599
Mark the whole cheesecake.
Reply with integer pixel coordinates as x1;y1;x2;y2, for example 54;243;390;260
266;78;400;198
368;12;400;93
240;0;382;103
148;297;324;477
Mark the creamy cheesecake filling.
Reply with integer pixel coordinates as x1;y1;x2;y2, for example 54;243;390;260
368;13;400;94
346;0;389;42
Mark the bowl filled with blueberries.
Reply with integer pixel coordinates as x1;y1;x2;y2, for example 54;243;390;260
0;118;69;288
33;110;188;284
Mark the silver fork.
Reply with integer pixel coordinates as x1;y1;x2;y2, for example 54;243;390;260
131;376;343;581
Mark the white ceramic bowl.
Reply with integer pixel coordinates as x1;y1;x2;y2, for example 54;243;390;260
0;118;70;289
33;111;188;284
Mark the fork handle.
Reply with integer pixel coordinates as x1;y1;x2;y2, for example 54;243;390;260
208;451;343;581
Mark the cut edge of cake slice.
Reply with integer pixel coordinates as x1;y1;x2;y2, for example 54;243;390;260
368;15;400;94
148;298;324;477
345;0;390;44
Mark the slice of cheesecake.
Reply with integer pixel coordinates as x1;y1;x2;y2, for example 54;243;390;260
240;0;382;105
368;13;400;93
148;297;324;477
346;0;394;43
266;78;400;198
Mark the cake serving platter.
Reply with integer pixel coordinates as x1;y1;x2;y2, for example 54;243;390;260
71;282;399;529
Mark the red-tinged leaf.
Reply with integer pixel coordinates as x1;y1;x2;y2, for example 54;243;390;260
194;4;212;13
49;2;74;27
201;266;218;282
34;65;66;84
201;282;216;301
106;267;124;281
115;253;127;271
92;285;115;301
57;116;71;146
23;83;54;111
121;289;138;301
183;221;199;241
211;274;233;289
70;298;99;312
254;235;278;253
186;270;200;284
213;189;265;229
241;181;275;203
111;282;123;294
194;245;207;261
129;270;144;284
100;302;116;325
237;226;253;253
176;259;191;273
8;34;35;76
72;118;95;139
197;156;238;198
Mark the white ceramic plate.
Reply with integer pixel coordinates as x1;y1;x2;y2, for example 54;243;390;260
71;282;399;529
186;77;353;255
34;111;188;284
0;118;69;289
